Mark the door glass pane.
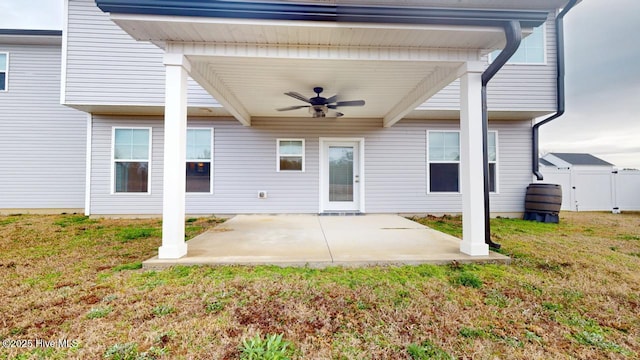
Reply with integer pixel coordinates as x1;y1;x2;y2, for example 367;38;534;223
329;146;353;202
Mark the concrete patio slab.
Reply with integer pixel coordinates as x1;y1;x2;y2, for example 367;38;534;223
143;214;509;268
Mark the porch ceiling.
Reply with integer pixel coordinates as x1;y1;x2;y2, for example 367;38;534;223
111;14;516;126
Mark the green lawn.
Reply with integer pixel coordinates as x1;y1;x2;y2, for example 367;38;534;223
0;212;638;359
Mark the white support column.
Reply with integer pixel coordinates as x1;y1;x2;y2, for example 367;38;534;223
158;53;190;259
459;62;489;256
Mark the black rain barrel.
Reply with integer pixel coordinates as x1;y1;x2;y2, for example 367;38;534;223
524;183;562;223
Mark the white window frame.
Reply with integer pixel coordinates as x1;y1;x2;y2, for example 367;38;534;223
489;24;547;65
277;138;305;172
111;127;152;195
186;127;214;194
0;52;8;91
426;130;499;194
427;130;461;194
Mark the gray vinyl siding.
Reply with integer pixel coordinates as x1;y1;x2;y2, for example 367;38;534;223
424;14;557;112
64;0;216;107
0;42;87;209
89;116;531;215
66;0;555;113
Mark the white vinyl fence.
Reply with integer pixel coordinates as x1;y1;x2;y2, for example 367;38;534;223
538;169;640;212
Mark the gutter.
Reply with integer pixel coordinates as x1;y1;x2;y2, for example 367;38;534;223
480;20;522;249
95;0;549;28
532;0;579;180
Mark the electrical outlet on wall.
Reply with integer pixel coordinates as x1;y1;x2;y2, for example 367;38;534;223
258;191;268;199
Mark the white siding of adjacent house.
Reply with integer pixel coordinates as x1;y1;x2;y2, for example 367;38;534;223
89;116;531;215
424;13;557;112
64;0;216;107
0;42;87;209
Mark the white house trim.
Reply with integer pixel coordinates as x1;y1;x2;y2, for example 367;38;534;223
189;61;251;126
158;53;190;259
60;0;70;104
84;113;92;215
318;137;365;214
459;64;489;256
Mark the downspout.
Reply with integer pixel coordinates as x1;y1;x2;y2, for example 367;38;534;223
481;20;522;249
532;0;579;180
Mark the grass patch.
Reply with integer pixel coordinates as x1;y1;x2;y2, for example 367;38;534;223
53;215;94;227
240;333;295;360
116;227;158;242
152;304;175;317
112;262;143;272
449;271;483;288
407;339;454;360
0;213;638;358
86;306;112;319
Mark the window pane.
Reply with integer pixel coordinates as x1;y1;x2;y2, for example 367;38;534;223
444;132;460;161
491;25;544;64
187;129;211;160
429;148;444;162
279;156;302;171
0;54;6;70
114;128;149;160
488;132;497;162
279;140;303;155
430;132;459;161
0;73;5;91
186;162;211;192
489;163;496;193
444;146;460;161
429;132;444;149
430;163;459;192
115;162;148;192
527;48;545;63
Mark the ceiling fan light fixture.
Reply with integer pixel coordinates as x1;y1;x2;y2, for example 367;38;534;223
310;105;328;118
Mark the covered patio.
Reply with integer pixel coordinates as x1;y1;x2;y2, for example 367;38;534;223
95;0;565;261
143;214;509;268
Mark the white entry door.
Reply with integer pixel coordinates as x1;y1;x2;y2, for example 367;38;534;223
320;139;363;212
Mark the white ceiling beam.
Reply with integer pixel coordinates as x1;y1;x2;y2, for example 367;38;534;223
189;62;251;126
383;65;465;128
169;42;481;63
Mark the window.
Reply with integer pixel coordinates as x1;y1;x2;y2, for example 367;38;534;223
186;128;213;193
490;25;546;64
0;53;7;91
427;131;498;193
277;139;304;171
428;131;460;192
113;128;150;193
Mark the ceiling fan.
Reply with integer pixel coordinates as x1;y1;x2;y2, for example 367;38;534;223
277;87;365;118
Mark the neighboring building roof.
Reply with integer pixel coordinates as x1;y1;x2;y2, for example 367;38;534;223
549;153;614;166
539;158;555;167
0;29;62;36
0;29;62;45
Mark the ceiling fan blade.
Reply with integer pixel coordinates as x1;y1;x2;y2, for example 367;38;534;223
325;94;338;104
284;91;311;103
335;100;365;107
277;105;310;111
